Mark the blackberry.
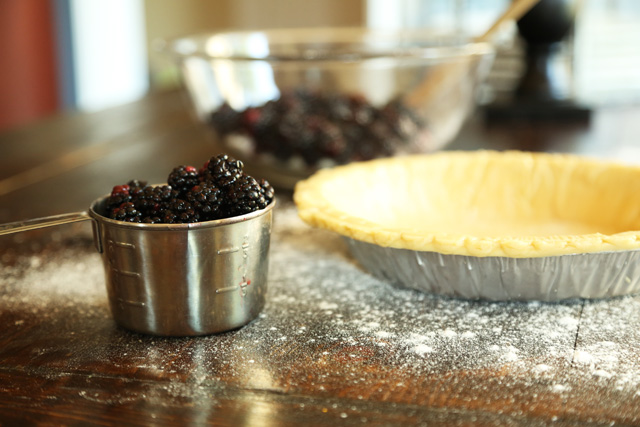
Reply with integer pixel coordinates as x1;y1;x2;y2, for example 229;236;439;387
134;185;177;215
381;100;425;141
127;180;148;199
204;154;244;188
109;202;142;223
106;181;151;212
274;111;309;160
253;100;279;136
225;175;268;217
259;179;275;201
152;184;178;201
168;165;199;194
366;121;397;157
165;199;199;223
310;117;348;160
141;216;163;224
127;179;148;188
349;94;374;126
326;94;353;122
161;210;179;224
241;107;262;129
209;102;241;135
208;89;427;167
104;152;274;224
186;182;224;220
277;90;304;113
251;101;284;154
106;184;131;210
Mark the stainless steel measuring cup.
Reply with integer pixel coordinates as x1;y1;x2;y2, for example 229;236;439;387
0;195;274;336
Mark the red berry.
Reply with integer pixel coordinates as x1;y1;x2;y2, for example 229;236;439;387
243;108;261;126
111;184;130;196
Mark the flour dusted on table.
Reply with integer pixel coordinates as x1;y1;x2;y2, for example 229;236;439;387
3;202;640;404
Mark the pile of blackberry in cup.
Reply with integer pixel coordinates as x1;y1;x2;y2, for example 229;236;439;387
105;154;274;224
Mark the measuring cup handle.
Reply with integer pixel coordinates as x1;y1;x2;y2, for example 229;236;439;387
0;211;92;236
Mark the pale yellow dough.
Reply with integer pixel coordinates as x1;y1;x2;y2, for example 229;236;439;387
293;151;640;258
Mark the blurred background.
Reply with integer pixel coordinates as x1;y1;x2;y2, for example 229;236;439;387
1;0;640;132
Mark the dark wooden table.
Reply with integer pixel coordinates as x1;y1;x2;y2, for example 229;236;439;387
2;89;640;426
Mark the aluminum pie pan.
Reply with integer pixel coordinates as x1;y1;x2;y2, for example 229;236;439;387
345;238;640;301
294;152;640;301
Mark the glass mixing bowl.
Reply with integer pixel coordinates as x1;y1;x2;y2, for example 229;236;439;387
167;27;495;188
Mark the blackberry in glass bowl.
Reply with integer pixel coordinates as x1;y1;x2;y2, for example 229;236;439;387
165;27;494;188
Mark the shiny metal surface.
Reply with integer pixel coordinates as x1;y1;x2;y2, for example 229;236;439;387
346;238;640;301
0;211;91;235
86;198;274;336
0;194;274;336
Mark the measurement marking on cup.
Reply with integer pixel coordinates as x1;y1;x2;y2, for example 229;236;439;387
217;246;239;254
242;241;249;259
112;241;136;249
106;239;143;312
216;280;251;294
113;270;141;278
218;241;250;255
117;298;146;307
107;240;141;278
216;235;252;297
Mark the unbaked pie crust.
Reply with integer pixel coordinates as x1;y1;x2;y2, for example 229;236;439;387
294;151;640;258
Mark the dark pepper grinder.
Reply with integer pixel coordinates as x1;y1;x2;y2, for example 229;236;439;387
485;0;590;121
